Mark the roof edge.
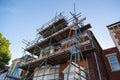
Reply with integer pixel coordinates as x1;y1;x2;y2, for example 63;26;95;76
107;21;120;28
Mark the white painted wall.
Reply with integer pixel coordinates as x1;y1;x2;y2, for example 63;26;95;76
0;72;7;80
33;66;59;80
63;63;86;80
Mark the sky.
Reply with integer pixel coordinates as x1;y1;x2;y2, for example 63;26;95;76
0;0;120;65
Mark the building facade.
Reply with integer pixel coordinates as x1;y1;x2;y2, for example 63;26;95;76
19;13;108;80
103;21;120;80
7;12;120;80
107;21;120;52
103;47;120;80
5;55;35;80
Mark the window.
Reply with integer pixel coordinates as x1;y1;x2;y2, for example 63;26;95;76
107;55;120;71
12;63;20;77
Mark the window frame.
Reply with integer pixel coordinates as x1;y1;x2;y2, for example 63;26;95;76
106;53;120;72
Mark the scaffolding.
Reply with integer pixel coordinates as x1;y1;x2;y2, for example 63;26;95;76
18;11;100;80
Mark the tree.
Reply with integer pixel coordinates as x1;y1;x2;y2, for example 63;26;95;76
0;33;11;68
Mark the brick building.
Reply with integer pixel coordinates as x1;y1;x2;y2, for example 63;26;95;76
5;12;120;80
18;13;109;80
103;21;120;80
107;21;120;52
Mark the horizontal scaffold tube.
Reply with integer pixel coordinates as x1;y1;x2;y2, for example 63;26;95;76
26;17;86;50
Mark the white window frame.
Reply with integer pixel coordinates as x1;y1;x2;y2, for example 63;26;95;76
106;53;120;72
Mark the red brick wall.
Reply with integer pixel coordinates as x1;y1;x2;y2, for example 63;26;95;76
59;63;68;80
115;30;120;40
115;30;120;46
20;70;34;80
59;31;109;80
20;70;26;77
59;60;89;80
89;31;109;80
87;53;97;80
103;47;120;80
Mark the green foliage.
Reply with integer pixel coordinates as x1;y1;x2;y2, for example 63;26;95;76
0;33;11;68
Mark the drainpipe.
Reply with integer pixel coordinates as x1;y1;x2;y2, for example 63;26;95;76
88;31;102;80
94;52;102;80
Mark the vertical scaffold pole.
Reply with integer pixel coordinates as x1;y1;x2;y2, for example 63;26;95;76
42;59;47;80
67;53;72;80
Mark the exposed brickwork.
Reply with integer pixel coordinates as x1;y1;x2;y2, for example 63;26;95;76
87;53;97;80
20;70;26;78
118;41;120;45
103;47;120;80
115;30;120;41
108;23;120;52
59;63;68;80
90;31;109;80
59;31;109;80
27;71;34;80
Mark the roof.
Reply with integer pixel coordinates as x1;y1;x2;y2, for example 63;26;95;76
107;21;120;28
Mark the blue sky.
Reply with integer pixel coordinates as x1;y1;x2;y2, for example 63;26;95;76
0;0;120;65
